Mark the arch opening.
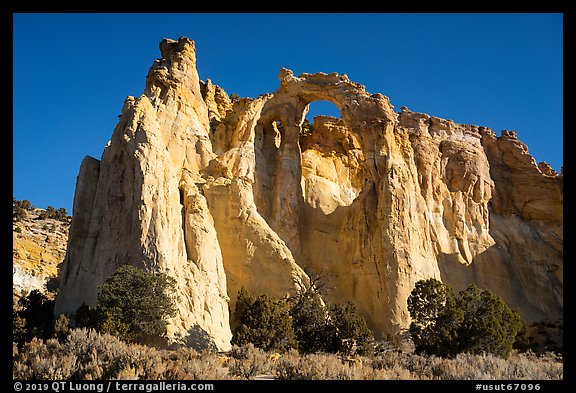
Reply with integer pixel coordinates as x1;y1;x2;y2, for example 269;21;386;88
299;100;365;215
305;100;341;122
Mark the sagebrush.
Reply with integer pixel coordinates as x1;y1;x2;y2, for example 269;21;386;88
13;328;562;380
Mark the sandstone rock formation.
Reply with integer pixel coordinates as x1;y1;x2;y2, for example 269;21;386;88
13;208;69;298
54;37;562;349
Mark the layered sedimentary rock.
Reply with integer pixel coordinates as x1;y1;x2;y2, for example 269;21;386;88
55;37;562;349
13;209;69;297
55;37;235;350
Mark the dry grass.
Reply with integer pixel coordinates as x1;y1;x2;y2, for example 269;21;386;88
275;350;362;380
226;344;272;379
365;350;563;380
13;328;227;380
13;329;562;380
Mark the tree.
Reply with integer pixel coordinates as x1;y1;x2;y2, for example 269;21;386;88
73;303;99;329
289;290;333;354
41;206;57;220
76;265;177;344
287;267;339;354
53;314;71;341
56;207;68;221
456;284;524;358
232;288;297;352
13;290;55;345
407;278;463;357
233;285;375;355
408;278;525;358
328;302;375;356
13;198;33;221
301;118;313;136
37;205;68;221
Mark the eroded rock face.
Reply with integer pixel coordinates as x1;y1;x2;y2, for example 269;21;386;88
13;209;70;298
55;37;234;350
55;37;562;348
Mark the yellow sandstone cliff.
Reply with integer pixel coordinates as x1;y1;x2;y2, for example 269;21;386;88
52;37;562;350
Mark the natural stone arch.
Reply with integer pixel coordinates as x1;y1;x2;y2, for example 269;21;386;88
55;37;563;352
299;103;366;215
303;99;341;122
252;68;395;258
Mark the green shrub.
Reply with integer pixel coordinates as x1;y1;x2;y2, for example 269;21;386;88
229;93;240;103
13;198;33;221
289;291;332;354
232;288;297;352
14;290;55;345
73;303;97;329
408;278;525;358
54;314;71;341
36;205;68;221
56;207;68;221
456;284;524;358
407;278;463;358
13;313;27;345
328;302;375;356
291;269;375;356
74;265;177;344
301;118;313;136
15;199;33;210
13;208;27;221
232;287;375;356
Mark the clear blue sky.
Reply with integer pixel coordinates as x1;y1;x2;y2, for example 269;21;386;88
13;13;563;214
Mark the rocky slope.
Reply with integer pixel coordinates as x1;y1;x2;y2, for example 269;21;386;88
54;37;563;351
13;209;69;299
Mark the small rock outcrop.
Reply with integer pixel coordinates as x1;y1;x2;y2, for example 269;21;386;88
13;208;70;298
54;37;562;350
